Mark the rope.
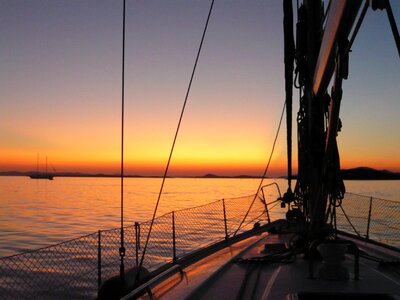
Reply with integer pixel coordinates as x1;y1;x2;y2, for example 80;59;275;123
235;250;295;264
235;246;294;299
339;204;362;238
137;0;215;276
233;101;286;237
119;0;126;279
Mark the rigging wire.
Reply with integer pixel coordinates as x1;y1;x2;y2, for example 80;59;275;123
119;0;126;279
233;101;286;237
385;0;400;57
137;0;215;276
345;0;369;56
234;0;298;221
339;204;362;238
346;0;400;59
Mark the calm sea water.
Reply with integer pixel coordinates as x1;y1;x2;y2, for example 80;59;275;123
0;176;399;257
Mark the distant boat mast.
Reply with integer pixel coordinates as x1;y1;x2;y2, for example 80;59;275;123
29;153;54;180
36;153;39;173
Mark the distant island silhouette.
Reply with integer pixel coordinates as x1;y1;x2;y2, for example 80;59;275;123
340;167;400;180
0;167;399;180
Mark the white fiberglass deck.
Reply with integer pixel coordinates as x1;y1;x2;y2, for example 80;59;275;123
138;223;400;300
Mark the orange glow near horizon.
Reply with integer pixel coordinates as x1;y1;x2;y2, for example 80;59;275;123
1;1;399;178
1;111;399;176
0;143;290;177
2;143;399;177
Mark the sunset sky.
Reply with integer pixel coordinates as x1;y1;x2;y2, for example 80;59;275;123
1;0;399;177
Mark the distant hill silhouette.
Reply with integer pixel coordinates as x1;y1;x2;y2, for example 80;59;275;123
0;167;399;180
200;174;261;179
202;173;221;178
341;167;400;180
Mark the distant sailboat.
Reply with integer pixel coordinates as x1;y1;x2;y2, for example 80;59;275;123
29;154;54;180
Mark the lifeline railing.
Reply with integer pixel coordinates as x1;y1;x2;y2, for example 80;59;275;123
0;191;398;299
0;190;282;299
336;192;400;247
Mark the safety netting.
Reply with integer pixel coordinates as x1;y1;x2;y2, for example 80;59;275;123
0;191;398;299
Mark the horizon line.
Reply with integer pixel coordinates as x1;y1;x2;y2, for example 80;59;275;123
1;166;400;179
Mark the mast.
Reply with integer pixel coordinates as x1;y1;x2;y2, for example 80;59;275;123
303;0;327;242
293;0;326;241
292;0;362;242
283;0;294;194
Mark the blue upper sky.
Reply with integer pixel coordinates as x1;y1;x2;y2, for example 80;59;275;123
0;0;399;175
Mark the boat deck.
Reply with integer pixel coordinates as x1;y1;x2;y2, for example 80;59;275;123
138;224;400;300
